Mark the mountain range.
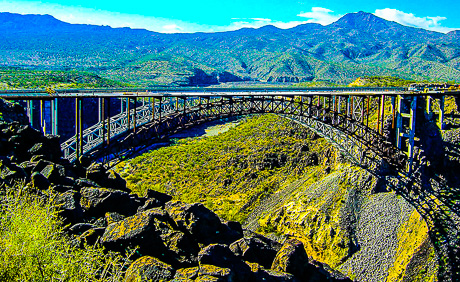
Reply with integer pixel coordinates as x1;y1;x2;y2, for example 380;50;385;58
0;11;459;86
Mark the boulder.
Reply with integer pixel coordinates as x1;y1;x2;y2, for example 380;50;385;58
0;158;27;185
75;178;100;189
105;212;126;225
198;244;252;281
271;239;326;281
198;264;234;281
54;190;84;224
80;187;135;217
160;230;199;266
100;208;171;255
31;159;53;174
19;161;36;176
138;198;164;212
125;256;175;282
31;171;50;190
230;236;279;269
41;163;66;184
246;262;297;282
0;99;29;125
166;201;222;244
174;266;199;280
146;189;173;204
216;221;243;245
86;163;129;192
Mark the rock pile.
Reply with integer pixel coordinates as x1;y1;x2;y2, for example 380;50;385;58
0;99;352;281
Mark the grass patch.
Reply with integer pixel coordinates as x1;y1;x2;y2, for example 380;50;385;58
0;185;130;281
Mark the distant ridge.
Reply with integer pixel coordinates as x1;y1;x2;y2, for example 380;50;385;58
0;11;459;86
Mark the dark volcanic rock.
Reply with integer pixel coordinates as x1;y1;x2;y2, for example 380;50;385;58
0;108;352;282
54;190;83;224
146;189;173;204
0;99;28;125
0;158;27;184
31;171;50;190
125;256;175;282
161;230;200;266
166;201;223;244
80;187;135;217
100;208;171;255
230;236;279;269
198;244;252;281
86;163;129;192
272;239;328;281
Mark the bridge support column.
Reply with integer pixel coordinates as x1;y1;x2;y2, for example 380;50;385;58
106;98;111;145
51;98;58;135
26;100;33;126
133;98;137;133
391;96;396;129
396;95;417;173
75;98;83;161
40;100;45;134
438;96;445;130
127;98;131;131
425;95;445;130
159;98;162;122
102;98;106;145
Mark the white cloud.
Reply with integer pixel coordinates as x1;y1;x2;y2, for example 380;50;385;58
162;24;182;33
297;7;342;25
374;8;456;33
0;0;216;33
227;18;307;30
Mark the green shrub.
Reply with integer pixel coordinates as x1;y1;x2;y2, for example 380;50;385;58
0;186;130;281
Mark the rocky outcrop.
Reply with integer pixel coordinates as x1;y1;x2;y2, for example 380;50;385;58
0;98;352;281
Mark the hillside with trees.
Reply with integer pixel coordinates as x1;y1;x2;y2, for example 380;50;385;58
0;11;459;87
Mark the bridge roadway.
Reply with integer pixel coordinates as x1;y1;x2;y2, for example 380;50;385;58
0;86;455;99
2;87;460;280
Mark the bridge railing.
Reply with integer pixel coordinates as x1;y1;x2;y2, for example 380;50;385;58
60;96;215;162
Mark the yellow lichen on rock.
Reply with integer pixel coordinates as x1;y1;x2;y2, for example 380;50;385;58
124;256;174;282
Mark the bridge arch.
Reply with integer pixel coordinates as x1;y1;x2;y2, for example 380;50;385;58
65;95;407;174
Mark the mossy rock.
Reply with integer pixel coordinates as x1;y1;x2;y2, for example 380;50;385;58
124;256;175;282
174;266;199;280
198;264;233;280
166;201;223;244
229;236;279;269
80;187;134;217
101;208;171;254
272;239;324;281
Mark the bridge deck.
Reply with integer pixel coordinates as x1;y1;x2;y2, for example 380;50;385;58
0;87;458;99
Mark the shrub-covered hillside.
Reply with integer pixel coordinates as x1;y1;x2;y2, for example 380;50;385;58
116;114;337;223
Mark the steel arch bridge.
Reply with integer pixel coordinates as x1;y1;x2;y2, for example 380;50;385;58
2;87;460;280
68;94;406;172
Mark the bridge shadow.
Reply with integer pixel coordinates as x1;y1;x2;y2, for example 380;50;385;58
379;110;460;281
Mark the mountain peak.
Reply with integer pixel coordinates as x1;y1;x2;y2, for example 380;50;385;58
330;11;393;32
0;12;71;31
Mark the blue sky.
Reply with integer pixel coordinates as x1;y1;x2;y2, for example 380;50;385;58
0;0;459;33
